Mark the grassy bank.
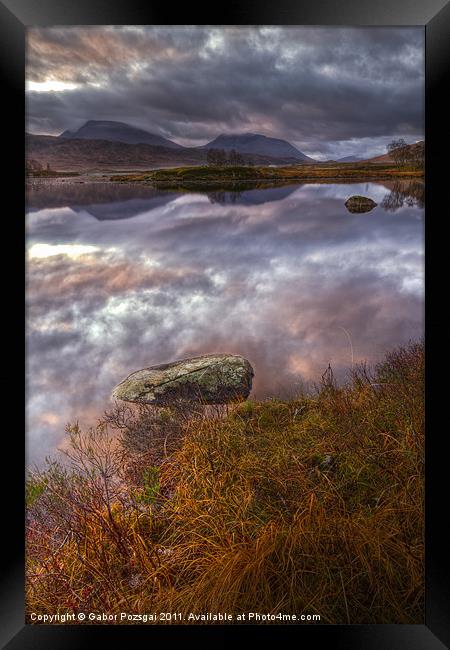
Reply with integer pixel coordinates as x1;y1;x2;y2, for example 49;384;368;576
26;341;424;624
111;162;424;189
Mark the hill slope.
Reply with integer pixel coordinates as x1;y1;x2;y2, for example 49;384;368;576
367;141;424;163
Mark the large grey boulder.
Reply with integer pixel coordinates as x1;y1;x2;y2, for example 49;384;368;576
345;195;377;213
112;353;254;405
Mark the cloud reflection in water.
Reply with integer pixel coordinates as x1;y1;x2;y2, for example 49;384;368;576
26;181;424;464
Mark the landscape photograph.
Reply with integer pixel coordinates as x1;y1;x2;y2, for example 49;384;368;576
26;25;424;625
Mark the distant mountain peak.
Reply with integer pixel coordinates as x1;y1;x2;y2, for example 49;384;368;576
201;132;314;162
59;120;182;149
337;155;362;163
83;119;133;128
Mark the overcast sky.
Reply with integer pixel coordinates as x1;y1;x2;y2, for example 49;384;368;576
26;26;424;160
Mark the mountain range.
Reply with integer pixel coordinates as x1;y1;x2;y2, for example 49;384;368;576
26;120;422;172
59;120;311;160
26;120;313;170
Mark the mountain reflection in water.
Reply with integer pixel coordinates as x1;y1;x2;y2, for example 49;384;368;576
26;181;300;220
26;180;424;465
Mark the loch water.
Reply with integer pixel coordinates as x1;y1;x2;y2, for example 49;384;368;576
26;179;424;464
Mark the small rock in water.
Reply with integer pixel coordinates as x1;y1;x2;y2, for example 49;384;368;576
112;353;254;405
344;195;377;213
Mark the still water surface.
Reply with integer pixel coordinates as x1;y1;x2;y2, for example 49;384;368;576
26;180;424;465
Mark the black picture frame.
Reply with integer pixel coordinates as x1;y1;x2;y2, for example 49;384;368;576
2;1;449;647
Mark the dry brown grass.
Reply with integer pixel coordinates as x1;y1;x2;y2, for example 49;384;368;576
111;162;424;187
26;341;424;624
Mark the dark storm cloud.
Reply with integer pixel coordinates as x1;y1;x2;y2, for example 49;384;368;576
26;26;424;158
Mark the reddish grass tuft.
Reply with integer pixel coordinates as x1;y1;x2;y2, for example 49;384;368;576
26;341;424;624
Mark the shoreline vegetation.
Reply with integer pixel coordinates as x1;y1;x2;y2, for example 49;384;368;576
26;341;424;624
26;169;81;178
26;161;424;187
111;162;423;189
